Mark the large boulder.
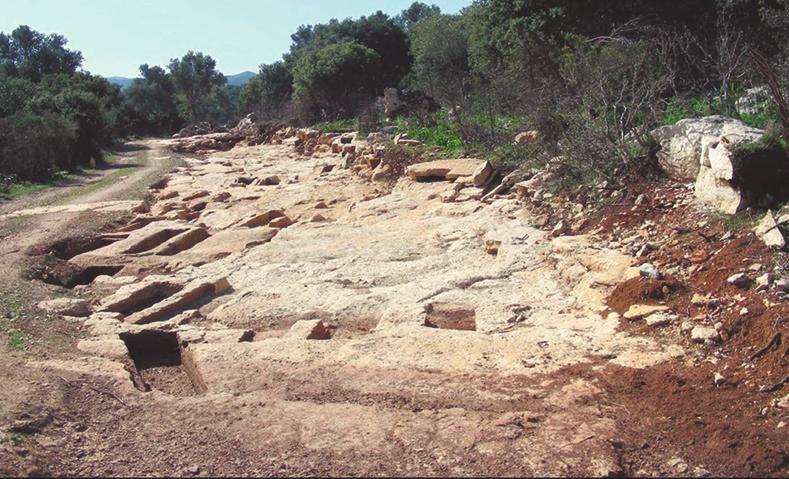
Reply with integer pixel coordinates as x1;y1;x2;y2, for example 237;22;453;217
652;116;763;181
383;88;407;119
694;131;774;214
407;159;494;186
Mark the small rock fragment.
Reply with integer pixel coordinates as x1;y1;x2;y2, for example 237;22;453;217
623;304;669;320
727;273;751;289
37;298;91;318
645;312;673;327
691;326;720;343
639;263;661;279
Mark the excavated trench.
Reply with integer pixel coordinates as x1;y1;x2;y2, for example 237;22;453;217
25;233;128;288
423;303;477;331
120;330;206;396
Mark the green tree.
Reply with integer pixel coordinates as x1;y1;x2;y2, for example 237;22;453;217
0;111;76;180
121;65;182;135
0;25;83;81
396;2;442;31
288;12;411;90
27;73;119;167
168;51;226;123
239;62;293;118
292;41;382;119
409;14;470;104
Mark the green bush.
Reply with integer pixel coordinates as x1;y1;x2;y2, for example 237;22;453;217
663;94;780;130
0;111;77;181
487;143;544;174
662;96;722;125
738;109;779;129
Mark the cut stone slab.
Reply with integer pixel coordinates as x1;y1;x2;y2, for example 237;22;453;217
269;216;295;229
623;304;670;321
77;339;129;360
407;159;492;184
83;221;193;257
125;276;231;325
181;228;278;261
238;209;285;228
178;328;255;345
37;298;91;317
285;319;332;340
99;278;185;314
182;190;210;202
153;227;210;256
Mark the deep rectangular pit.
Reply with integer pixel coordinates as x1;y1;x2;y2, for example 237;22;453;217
120;330;206;396
424;303;477;331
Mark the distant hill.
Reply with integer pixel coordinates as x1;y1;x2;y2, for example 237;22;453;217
226;71;255;86
105;71;255;90
107;76;136;89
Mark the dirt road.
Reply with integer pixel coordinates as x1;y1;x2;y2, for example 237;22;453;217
0;137;785;477
0;139;180;476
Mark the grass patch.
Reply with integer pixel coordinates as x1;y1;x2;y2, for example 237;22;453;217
2;432;28;446
710;210;761;232
6;332;26;352
315;118;358;133
0;288;30;323
395;111;466;157
0;182;52;200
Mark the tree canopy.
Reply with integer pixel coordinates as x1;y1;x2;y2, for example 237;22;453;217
0;25;83;81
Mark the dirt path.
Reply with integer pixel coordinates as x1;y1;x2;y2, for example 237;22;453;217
0;136;785;477
0;139;176;251
0;139;181;476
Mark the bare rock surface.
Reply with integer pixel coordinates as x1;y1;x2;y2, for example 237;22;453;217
29;139;691;477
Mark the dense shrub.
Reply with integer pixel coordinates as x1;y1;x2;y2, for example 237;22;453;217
0;26;120;181
0;112;76;180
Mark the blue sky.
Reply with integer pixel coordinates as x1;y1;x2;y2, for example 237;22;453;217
1;0;471;78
